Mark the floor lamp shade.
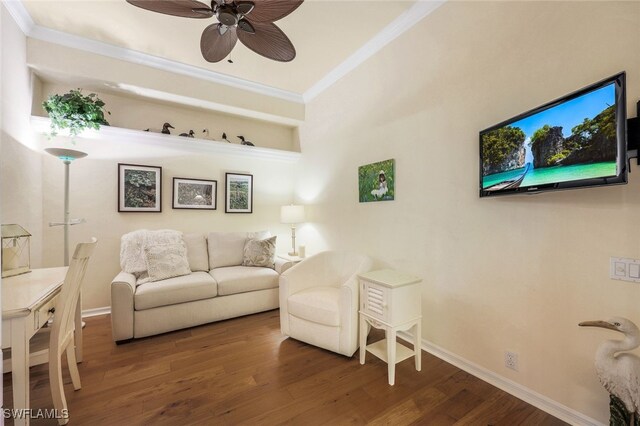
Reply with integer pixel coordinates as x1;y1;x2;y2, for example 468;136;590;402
281;205;305;256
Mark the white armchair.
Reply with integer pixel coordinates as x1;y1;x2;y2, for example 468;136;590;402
279;251;373;356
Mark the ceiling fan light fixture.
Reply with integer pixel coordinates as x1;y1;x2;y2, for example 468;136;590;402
236;1;255;15
217;7;238;26
237;18;255;34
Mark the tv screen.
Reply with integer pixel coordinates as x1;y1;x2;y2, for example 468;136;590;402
480;73;627;197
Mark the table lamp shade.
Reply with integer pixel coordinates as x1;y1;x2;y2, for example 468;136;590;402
281;205;305;224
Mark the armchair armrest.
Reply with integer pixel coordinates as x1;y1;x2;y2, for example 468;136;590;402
111;272;136;342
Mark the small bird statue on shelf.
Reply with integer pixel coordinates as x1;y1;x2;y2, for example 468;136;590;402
162;123;174;134
179;130;195;138
237;135;254;146
222;132;231;143
580;317;640;426
202;129;211;139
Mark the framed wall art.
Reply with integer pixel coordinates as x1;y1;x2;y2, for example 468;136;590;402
358;159;395;203
118;163;162;212
225;173;253;213
172;177;217;210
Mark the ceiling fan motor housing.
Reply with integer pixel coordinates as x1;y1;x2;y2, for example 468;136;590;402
217;6;238;26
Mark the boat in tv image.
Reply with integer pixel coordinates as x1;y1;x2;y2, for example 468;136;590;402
480;73;627;197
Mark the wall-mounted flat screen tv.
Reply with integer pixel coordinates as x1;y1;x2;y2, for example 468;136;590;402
480;72;627;197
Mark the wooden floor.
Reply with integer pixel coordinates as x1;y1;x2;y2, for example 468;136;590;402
3;311;566;425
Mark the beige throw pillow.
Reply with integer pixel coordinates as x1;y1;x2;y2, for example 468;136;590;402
144;242;191;282
242;236;276;268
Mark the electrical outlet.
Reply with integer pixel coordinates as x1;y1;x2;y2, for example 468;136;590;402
505;351;518;371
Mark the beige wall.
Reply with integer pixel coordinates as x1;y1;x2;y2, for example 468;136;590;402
39;151;297;311
27;38;305;125
3;11;300;312
36;83;296;151
296;1;640;423
1;4;43;268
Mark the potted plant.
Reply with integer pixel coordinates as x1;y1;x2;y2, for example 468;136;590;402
43;89;110;138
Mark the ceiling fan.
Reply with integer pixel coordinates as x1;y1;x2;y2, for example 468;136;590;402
126;0;304;63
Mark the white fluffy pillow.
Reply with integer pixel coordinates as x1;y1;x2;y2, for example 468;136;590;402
242;236;276;268
144;242;191;282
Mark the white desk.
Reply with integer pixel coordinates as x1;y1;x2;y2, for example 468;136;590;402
2;267;81;426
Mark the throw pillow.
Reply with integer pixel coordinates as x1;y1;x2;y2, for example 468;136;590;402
144;242;191;282
242;236;276;268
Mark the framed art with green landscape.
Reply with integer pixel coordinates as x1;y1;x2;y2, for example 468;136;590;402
225;173;253;213
118;163;162;212
359;159;395;202
173;177;217;210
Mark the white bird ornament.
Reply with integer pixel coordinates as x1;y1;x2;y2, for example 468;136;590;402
580;317;640;426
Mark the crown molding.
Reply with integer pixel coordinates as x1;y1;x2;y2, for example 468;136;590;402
3;1;304;104
303;0;446;102
5;0;446;106
2;0;35;34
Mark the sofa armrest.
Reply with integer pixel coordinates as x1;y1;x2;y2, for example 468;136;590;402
111;272;136;342
275;257;296;275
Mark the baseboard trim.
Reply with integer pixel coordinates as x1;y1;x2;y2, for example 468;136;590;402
396;331;603;426
82;306;111;318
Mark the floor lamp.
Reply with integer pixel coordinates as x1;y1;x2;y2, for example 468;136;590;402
45;148;87;266
45;148;88;333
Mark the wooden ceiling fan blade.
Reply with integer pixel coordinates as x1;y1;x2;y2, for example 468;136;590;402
237;21;295;62
201;23;238;62
126;0;214;18
244;0;303;23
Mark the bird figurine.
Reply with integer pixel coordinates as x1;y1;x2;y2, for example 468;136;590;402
161;123;174;134
179;130;195;138
580;317;640;425
237;135;254;146
222;132;231;143
202;128;210;139
143;128;150;132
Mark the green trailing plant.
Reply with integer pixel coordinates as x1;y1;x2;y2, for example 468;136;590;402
43;89;110;138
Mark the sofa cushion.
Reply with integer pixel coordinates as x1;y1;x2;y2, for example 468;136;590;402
287;287;340;326
210;266;279;296
135;271;217;310
242;236;276;268
144;242;191;283
207;232;248;269
183;233;209;271
120;229;182;275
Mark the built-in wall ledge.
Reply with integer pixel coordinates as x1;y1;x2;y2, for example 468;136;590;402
30;116;301;163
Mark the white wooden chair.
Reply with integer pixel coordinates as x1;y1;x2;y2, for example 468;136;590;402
47;238;97;424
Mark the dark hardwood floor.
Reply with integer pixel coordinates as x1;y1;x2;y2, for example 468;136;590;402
3;311;566;425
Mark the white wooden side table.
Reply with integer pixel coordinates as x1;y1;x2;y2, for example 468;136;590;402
358;269;422;385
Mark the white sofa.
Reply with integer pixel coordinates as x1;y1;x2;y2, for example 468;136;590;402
111;231;293;342
279;251;373;356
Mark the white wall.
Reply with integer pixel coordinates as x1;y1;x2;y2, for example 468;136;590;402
1;4;43;267
296;1;640;423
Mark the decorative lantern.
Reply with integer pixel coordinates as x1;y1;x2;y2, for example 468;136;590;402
1;224;31;278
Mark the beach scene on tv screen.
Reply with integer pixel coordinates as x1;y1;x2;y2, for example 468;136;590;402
481;83;617;191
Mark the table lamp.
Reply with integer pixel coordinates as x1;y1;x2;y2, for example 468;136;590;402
280;205;305;256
